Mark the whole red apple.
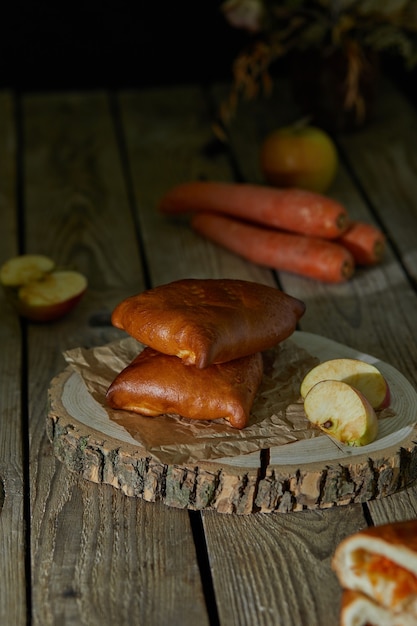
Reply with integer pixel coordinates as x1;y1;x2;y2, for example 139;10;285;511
260;124;338;193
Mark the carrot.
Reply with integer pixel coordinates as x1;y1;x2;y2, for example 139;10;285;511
191;212;355;283
337;221;386;265
159;181;350;239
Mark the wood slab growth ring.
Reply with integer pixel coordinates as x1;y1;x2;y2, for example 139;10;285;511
47;333;417;514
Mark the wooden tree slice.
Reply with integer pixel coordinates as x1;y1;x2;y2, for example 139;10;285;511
47;332;417;514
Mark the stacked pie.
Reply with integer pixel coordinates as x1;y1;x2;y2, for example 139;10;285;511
332;519;417;626
106;278;306;429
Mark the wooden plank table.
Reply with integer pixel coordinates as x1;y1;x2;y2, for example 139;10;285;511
1;75;416;626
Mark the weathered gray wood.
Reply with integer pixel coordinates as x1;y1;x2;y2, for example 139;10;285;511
215;78;417;379
202;505;366;626
21;91;209;626
30;465;208;626
0;91;27;626
214;80;417;540
46;373;261;515
45;330;417;514
118;86;277;288
118;80;417;625
337;78;417;283
367;481;417;525
5;75;417;626
46;378;417;515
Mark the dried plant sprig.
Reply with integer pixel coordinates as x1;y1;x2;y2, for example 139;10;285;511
219;0;417;130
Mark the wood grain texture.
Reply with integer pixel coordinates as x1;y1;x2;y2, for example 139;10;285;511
202;505;366;626
367;481;417;525
337;78;417;284
217;78;417;378
118;86;277;288
0;91;27;626
2;74;417;626
21;91;209;625
211;79;417;534
30;465;209;626
46;327;417;514
47;369;261;515
46;386;417;515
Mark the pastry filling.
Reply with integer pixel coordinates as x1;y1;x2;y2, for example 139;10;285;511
354;550;417;607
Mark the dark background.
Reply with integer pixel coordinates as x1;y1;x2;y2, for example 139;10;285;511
0;0;415;104
0;1;249;91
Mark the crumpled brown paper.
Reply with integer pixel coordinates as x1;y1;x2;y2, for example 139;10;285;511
63;337;322;465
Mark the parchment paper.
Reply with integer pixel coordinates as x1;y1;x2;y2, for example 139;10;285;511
63;336;328;464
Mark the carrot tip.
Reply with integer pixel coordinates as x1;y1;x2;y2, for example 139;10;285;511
342;260;355;281
373;240;386;263
337;213;350;234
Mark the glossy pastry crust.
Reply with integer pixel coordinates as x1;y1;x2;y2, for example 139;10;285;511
111;278;306;368
340;589;416;626
106;347;264;429
332;520;417;620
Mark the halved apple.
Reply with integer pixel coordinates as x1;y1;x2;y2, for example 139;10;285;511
0;255;87;322
304;380;378;446
0;254;55;286
300;358;390;410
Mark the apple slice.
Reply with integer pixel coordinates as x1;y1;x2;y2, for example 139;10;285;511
1;255;88;322
16;270;87;322
300;358;390;410
0;254;55;287
304;380;378;446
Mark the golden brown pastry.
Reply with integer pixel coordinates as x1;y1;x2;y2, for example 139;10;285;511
332;520;417;621
339;590;416;626
111;278;306;368
106;347;264;429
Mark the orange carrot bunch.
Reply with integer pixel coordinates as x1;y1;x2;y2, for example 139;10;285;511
159;181;386;283
336;221;386;266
